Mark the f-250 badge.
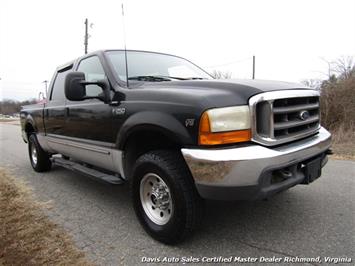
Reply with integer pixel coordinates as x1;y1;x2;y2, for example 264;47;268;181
112;107;126;116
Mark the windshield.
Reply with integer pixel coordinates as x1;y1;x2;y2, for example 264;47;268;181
105;51;212;82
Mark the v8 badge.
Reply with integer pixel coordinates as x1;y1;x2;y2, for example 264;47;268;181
185;118;195;127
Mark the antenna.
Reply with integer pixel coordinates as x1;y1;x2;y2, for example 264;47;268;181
84;19;94;55
84;18;89;54
252;55;256;79
121;3;129;88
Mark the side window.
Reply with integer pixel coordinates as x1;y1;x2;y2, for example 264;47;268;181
50;68;71;101
77;56;106;97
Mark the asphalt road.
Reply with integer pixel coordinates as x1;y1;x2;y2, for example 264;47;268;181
0;122;354;266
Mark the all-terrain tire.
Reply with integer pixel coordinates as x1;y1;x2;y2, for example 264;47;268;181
131;150;204;244
28;134;52;172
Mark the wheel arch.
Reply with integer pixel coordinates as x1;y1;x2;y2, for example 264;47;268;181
24;115;38;137
116;111;193;150
117;111;193;179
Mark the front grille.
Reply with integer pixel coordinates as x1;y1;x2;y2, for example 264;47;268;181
272;96;320;137
249;90;321;146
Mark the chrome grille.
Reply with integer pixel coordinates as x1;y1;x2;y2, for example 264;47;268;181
249;90;321;146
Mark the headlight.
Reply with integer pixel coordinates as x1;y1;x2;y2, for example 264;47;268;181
199;105;251;145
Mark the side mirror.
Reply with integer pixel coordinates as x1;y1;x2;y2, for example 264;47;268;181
65;72;86;101
64;71;111;103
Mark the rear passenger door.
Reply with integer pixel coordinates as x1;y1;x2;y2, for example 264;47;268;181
44;66;71;137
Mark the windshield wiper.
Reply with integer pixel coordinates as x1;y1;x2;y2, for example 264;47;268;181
127;75;207;82
159;76;207;80
127;75;172;82
184;77;206;80
156;75;188;80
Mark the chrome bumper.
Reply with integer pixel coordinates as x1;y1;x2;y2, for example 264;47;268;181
181;127;331;200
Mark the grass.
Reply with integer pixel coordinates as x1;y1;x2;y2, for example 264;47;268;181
328;125;355;160
0;119;17;122
0;168;92;266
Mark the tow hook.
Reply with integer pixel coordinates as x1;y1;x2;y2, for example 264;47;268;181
326;149;333;155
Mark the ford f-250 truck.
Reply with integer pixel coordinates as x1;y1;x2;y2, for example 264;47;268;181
20;50;332;244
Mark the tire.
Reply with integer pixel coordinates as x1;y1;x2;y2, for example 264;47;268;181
131;150;203;244
28;134;52;172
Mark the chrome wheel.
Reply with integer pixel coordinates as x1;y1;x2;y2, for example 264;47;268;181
140;173;173;225
31;145;38;166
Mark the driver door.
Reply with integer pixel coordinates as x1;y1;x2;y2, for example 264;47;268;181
63;55;116;171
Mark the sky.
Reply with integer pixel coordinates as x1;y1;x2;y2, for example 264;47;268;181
0;0;354;100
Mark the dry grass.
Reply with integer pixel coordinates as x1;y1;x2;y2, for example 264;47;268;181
329;125;355;160
319;66;355;161
0;168;93;266
0;119;17;123
320;74;355;131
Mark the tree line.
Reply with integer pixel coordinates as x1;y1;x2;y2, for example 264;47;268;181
0;99;37;115
302;56;355;132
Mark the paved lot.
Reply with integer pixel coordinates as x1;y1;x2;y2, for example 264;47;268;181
0;122;354;265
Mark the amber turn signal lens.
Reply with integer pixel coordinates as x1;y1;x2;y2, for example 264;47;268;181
199;129;251;145
199;112;251;145
199;112;211;133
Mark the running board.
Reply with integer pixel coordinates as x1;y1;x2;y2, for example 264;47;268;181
52;157;124;185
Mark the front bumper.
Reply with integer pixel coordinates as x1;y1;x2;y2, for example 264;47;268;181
181;127;331;200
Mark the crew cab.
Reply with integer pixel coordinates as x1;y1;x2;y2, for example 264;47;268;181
20;50;331;244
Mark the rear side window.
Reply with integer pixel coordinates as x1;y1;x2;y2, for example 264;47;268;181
50;68;72;101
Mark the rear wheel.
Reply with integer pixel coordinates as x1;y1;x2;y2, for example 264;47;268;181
28;134;52;172
131;150;203;244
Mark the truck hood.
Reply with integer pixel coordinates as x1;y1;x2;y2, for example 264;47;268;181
135;79;311;108
160;79;309;91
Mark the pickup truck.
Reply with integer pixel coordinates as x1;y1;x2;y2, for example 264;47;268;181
20;50;332;244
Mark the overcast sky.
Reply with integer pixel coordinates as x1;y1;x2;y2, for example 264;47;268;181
0;0;354;100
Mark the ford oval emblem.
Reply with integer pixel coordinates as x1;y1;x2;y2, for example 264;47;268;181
299;110;310;120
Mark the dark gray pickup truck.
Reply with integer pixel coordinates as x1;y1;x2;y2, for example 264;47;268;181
20;50;332;244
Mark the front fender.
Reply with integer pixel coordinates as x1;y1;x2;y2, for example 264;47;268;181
21;113;38;133
116;111;194;149
25;114;38;131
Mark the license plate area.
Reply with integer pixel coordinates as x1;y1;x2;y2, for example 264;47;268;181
302;157;322;184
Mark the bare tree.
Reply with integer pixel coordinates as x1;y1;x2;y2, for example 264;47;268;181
331;56;355;79
301;79;322;90
320;57;333;78
319;55;355;131
0;99;37;115
211;70;232;79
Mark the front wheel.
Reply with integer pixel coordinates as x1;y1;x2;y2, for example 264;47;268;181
28;134;52;172
131;150;203;244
